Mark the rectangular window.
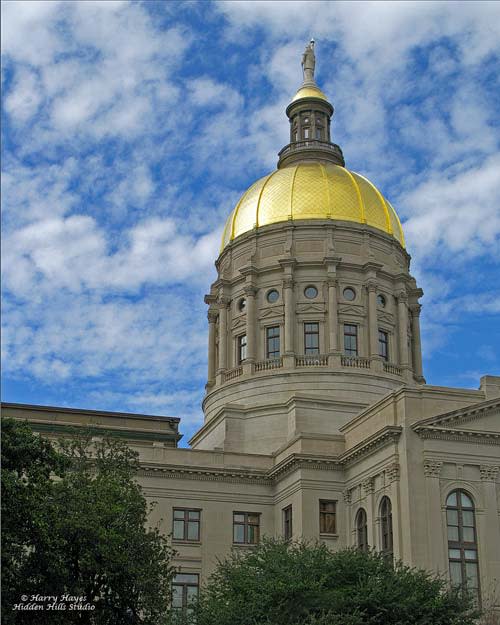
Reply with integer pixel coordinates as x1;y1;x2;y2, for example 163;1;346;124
173;508;200;542
378;330;389;361
319;500;337;534
303;128;310;139
233;512;260;545
172;573;199;615
304;322;319;355
344;324;358;356
237;334;247;364
315;127;322;140
266;326;280;358
283;505;293;540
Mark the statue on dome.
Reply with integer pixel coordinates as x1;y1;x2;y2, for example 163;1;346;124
301;39;315;83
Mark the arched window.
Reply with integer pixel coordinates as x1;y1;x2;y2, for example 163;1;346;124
446;490;480;601
380;496;393;561
356;508;368;552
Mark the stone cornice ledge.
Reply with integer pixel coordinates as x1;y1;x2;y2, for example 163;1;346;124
340;426;402;466
412;426;500;446
138;463;274;485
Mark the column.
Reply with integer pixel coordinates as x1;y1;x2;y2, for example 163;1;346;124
423;460;445;572
327;278;338;352
410;304;424;382
217;297;228;374
480;465;500;595
283;277;294;355
367;281;379;359
362;477;376;548
207;309;217;386
397;290;409;367
243;285;257;374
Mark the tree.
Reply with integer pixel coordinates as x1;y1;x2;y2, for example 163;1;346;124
191;538;479;625
1;418;176;625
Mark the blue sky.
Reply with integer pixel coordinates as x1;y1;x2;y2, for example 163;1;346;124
2;0;500;445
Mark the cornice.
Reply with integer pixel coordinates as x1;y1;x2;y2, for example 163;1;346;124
412;398;500;430
413;426;500;446
340;426;402;466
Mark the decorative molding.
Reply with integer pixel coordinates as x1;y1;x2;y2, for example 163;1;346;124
296;303;325;313
207;309;218;323
366;280;378;293
338;304;365;315
386;462;400;483
480;465;499;482
244;285;258;297
423;460;443;478
343;489;352;504
412;398;500;431
362;477;375;496
259;307;284;319
230;318;246;330
396;291;408;303
341;426;402;466
414;427;500;446
282;278;294;289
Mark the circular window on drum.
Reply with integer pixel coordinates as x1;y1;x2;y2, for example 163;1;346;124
267;289;279;303
238;298;246;312
343;287;356;301
304;285;318;299
377;294;386;308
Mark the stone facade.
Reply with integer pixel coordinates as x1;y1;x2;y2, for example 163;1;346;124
2;43;499;613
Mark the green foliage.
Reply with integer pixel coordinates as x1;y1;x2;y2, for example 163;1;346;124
1;419;176;625
191;538;479;625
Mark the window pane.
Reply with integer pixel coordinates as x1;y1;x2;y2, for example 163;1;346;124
175;574;199;584
449;549;461;559
248;514;260;525
233;524;244;543
174;509;185;520
461;492;473;507
466;563;479;589
447;526;459;541
234;513;245;523
186;586;199;603
446;492;457;506
187;522;199;541
462;526;475;542
462;511;475;527
320;501;336;513
173;520;185;540
447;509;458;525
171;586;183;608
188;510;200;520
321;514;336;533
449;561;462;585
464;550;477;561
248;524;259;544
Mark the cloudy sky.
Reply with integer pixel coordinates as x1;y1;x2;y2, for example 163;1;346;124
2;0;499;444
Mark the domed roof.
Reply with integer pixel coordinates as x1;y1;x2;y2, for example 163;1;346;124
291;84;328;102
221;162;405;251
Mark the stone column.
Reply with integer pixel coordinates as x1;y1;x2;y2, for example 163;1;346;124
327;278;338;352
217;297;228;374
480;465;500;591
387;462;401;560
363;477;376;548
283;277;295;355
423;460;445;572
397;290;409;367
367;280;380;360
207;309;217;386
343;489;352;547
410;304;425;382
244;285;257;374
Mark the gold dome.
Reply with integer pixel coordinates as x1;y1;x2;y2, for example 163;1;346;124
221;162;405;251
291;85;328;102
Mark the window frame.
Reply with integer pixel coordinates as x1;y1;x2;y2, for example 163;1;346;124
378;329;389;362
172;508;201;542
304;322;320;355
233;511;260;545
319;500;337;535
237;334;247;365
356;508;368;552
171;573;199;615
344;323;358;357
266;325;280;359
446;489;481;602
283;505;293;540
379;497;393;560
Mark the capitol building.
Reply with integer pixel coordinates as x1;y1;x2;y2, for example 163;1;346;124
3;42;500;614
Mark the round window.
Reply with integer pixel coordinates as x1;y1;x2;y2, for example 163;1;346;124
343;287;356;301
238;298;246;312
304;286;318;299
267;289;279;303
377;294;386;308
